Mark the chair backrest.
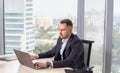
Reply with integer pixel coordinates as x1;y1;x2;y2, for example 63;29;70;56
81;40;94;67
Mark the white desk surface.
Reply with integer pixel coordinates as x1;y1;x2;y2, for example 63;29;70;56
0;58;71;73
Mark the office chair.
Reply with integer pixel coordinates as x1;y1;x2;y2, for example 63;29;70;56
65;39;94;73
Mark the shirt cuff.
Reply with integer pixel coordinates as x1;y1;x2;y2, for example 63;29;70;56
47;61;53;68
36;54;39;59
50;61;53;68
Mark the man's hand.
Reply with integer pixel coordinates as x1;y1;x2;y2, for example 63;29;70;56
34;62;48;69
29;54;39;60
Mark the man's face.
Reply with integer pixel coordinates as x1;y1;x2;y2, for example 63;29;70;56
59;23;72;39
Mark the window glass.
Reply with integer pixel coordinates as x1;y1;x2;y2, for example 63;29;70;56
4;0;77;54
4;0;35;54
111;0;120;73
84;0;105;72
33;0;77;53
5;36;21;40
5;24;24;28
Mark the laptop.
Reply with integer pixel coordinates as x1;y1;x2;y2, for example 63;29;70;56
14;49;40;70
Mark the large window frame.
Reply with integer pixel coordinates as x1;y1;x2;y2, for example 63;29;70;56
77;0;84;39
0;0;114;73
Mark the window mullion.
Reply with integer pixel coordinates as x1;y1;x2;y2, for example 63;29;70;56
77;0;85;39
0;0;5;55
103;0;113;73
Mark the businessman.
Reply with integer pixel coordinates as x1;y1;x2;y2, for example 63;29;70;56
30;19;85;69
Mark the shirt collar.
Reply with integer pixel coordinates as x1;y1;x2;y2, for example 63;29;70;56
62;34;71;43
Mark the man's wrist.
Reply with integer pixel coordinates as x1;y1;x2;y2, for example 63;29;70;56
36;55;39;59
46;62;51;68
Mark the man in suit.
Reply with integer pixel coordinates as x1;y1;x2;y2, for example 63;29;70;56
30;19;85;69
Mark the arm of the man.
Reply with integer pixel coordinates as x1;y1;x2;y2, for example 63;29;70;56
38;37;61;58
38;47;56;58
30;47;56;60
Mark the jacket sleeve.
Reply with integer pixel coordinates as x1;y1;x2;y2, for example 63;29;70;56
38;37;61;58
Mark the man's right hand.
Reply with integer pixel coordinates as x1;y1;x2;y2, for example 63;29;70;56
29;54;39;60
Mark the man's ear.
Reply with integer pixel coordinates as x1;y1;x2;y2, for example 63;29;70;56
70;28;72;32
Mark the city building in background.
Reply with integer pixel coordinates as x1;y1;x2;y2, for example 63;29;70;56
4;0;35;54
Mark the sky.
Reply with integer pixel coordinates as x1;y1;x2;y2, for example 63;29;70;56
85;0;120;16
33;0;77;18
33;0;120;18
114;0;120;16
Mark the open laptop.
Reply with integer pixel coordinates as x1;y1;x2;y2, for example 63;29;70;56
14;49;40;70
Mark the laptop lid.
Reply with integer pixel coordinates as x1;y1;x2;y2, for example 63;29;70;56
14;49;35;69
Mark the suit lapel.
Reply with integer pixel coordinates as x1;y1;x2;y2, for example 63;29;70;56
63;34;74;59
65;34;74;51
54;39;63;60
55;34;74;60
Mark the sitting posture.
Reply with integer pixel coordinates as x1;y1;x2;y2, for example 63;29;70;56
30;19;85;69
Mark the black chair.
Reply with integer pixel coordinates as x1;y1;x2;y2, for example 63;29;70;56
82;39;94;68
65;39;94;73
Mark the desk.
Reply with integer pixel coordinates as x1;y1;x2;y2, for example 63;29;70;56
0;59;71;73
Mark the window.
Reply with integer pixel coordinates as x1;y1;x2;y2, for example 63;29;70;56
33;0;77;53
4;0;77;54
111;0;120;73
84;0;105;72
5;13;24;17
5;36;21;40
5;24;24;28
4;0;35;54
5;19;24;22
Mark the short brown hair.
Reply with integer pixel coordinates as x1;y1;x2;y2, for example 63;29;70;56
60;19;73;28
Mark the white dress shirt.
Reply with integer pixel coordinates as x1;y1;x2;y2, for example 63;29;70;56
47;35;71;68
60;37;69;60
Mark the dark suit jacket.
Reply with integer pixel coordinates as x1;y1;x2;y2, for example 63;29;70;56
38;33;85;69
